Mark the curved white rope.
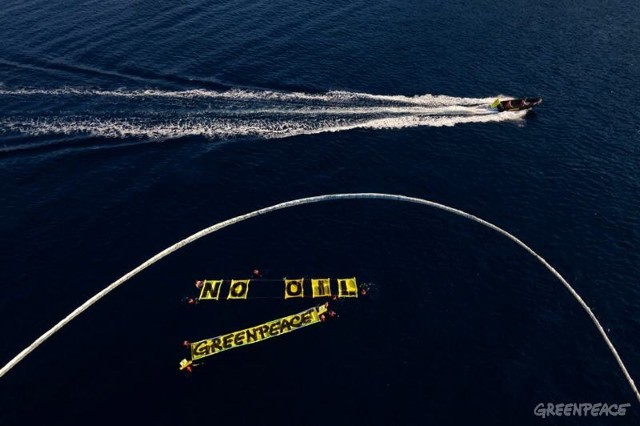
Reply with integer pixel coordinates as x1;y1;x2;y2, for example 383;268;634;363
1;193;637;403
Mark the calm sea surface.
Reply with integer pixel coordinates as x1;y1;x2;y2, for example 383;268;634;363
1;1;639;424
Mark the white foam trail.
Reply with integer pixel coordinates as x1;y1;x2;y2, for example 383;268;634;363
0;87;494;105
0;87;525;142
1;111;523;140
0;193;637;405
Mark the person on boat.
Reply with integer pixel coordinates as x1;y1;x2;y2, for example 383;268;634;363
182;296;198;305
519;99;527;108
179;358;201;373
503;100;512;110
182;360;200;373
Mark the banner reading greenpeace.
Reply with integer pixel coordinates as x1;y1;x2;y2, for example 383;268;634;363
188;304;328;362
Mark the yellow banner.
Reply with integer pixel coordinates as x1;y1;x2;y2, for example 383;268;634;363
284;278;304;299
311;278;331;298
198;280;222;300
195;278;358;300
337;277;358;298
227;279;250;299
188;304;328;362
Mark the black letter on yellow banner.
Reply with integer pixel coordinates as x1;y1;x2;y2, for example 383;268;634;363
337;277;358;298
199;280;222;300
311;278;331;298
227;279;250;299
284;278;304;299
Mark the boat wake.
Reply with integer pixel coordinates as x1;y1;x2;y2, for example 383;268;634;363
0;87;525;147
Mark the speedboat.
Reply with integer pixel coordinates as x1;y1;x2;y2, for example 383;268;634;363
491;97;542;112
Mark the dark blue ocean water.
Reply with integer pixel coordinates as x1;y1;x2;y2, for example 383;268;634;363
1;1;639;424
